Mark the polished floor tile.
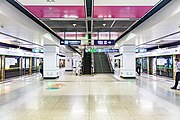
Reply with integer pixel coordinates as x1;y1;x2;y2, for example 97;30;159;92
0;71;180;120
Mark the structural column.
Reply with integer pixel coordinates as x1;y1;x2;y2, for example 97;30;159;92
120;44;136;78
29;57;32;75
65;53;73;71
173;55;176;80
0;56;5;82
44;45;59;79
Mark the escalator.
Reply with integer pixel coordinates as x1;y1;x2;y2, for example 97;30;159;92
82;52;92;74
94;52;114;73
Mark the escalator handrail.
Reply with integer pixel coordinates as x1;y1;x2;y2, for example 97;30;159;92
106;53;114;72
92;53;94;75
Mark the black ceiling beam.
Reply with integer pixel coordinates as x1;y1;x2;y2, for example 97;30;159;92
86;0;93;17
85;0;93;45
115;0;172;43
6;0;81;55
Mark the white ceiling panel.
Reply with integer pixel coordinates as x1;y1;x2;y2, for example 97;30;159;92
18;0;84;5
115;0;180;49
0;0;72;53
95;0;160;6
0;12;43;46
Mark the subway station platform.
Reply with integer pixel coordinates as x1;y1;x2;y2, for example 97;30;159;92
0;71;180;120
1;0;180;120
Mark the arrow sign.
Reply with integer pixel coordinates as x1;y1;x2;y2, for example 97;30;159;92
60;40;81;45
94;40;115;45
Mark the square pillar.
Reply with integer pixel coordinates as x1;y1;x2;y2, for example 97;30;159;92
65;53;73;71
120;44;136;78
44;45;59;79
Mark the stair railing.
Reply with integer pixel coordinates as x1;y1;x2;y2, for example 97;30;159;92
91;53;94;75
106;53;114;73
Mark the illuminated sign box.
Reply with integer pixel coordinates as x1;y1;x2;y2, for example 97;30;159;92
85;48;119;53
94;40;115;45
60;40;81;45
32;49;43;53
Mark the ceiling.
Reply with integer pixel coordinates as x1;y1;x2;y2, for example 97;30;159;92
0;0;73;53
0;9;43;49
1;0;168;54
24;5;152;35
15;0;161;53
41;19;137;33
114;0;180;50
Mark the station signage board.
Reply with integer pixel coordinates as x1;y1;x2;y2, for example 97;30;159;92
60;40;81;45
85;48;119;53
135;48;147;53
94;40;115;45
32;49;43;53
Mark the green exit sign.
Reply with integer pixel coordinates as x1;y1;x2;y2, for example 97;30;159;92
90;48;96;53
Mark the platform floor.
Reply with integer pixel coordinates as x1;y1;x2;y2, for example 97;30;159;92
0;71;180;120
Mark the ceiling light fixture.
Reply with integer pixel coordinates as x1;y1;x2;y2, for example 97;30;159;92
103;24;106;27
110;20;116;28
73;24;76;27
108;15;112;18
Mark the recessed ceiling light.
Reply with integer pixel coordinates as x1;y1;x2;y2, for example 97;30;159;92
103;24;106;27
73;24;76;27
108;15;112;18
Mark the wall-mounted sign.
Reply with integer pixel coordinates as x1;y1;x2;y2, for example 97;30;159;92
136;48;180;58
136;48;147;53
32;49;43;53
85;48;119;53
0;48;43;57
94;40;115;45
60;40;81;45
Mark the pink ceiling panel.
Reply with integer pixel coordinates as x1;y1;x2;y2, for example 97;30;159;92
25;6;85;18
94;6;153;18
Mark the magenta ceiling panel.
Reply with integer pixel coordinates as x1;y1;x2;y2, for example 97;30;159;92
25;6;85;18
94;6;153;18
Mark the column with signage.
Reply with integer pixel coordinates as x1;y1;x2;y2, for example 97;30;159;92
44;45;59;79
120;44;136;78
65;53;73;71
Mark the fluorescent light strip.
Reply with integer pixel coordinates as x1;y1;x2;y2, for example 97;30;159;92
49;18;77;21
110;20;116;28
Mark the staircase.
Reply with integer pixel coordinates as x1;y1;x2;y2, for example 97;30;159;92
94;52;114;73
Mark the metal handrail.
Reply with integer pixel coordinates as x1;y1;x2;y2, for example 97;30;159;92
91;53;94;75
106;53;114;72
99;53;103;73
